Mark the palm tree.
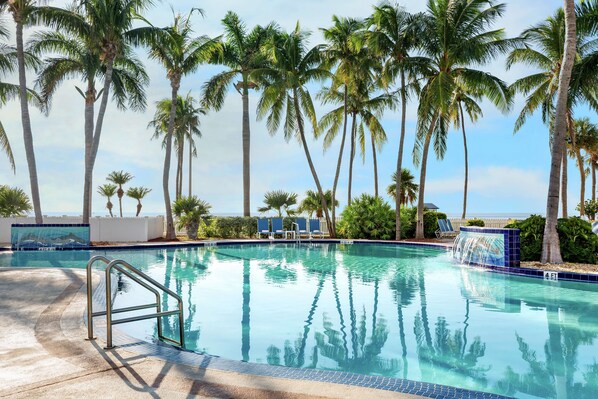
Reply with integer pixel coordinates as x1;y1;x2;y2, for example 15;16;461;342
28;8;149;224
255;25;333;231
0;23;17;173
2;0;45;222
202;12;275;217
508;6;598;219
575;118;598;203
368;3;425;240
106;170;133;217
0;185;32;217
319;15;365;235
97;183;117;217
148;94;206;199
542;0;577;264
413;0;514;239
126;186;151;217
387;168;418;207
298;189;338;218
149;9;219;240
172;195;211;240
257;190;297;217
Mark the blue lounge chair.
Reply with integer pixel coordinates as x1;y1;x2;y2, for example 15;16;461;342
295;218;309;237
435;219;458;239
271;218;286;238
257;218;271;238
309;219;325;239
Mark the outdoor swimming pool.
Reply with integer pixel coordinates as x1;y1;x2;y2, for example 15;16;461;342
2;242;598;398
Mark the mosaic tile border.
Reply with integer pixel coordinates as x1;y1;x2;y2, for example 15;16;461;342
89;277;512;399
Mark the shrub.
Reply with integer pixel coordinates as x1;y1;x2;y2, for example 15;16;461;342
172;196;211;240
466;219;485;227
399;207;416;239
0;185;32;217
200;217;258;238
505;215;598;264
337;194;395;240
577;199;598;220
423;211;447;238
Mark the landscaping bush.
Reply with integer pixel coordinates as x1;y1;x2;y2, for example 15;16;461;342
466;219;485;227
505;215;598;264
395;208;447;239
423;211;447;238
337;194;395;240
200;217;258;238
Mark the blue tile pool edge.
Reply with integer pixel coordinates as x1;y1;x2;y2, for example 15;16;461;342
89;276;513;399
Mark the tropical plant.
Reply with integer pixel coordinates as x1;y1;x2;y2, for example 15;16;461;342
172;195;211;240
149;8;219;240
148;93;206;199
0;22;17;173
106;170;133;217
337;194;395;240
297;189;338;218
466;219;485;227
573;118;598;208
257;190;298;217
97;183;117;217
28;3;150;224
0;185;32;217
1;0;45;222
412;0;515;239
508;5;598;221
202;12;276;217
319;15;366;234
577;199;598;221
126;186;151;217
255;25;333;234
387;168;418;207
367;2;424;240
200;216;258;239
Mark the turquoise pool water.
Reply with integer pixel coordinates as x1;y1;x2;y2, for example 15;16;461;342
2;243;598;398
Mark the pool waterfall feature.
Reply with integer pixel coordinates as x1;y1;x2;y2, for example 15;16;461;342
453;227;520;268
11;224;90;250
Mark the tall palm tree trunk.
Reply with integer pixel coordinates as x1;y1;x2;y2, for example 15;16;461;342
164;80;180;240
576;148;586;216
188;133;193;196
117;187;123;217
395;71;407;240
370;131;379;198
82;82;95;224
292;92;332;231
85;57;116;223
542;0;576;264
459;101;469;220
242;84;251;216
415;115;439;239
592;161;596;203
15;20;42;223
561;151;568;217
347;113;357;206
177;140;184;199
330;84;349;238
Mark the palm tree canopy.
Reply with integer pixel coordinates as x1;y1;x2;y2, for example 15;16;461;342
0;185;32;217
387;168;419;206
298;189;338;217
258;190;298;216
126;186;151;201
172;195;211;230
106;170;133;186
97;183;117;198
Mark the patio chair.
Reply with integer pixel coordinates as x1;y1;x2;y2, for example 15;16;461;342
295;218;309;238
435;219;458;239
593;221;598;235
309;218;325;239
271;217;287;238
256;218;271;238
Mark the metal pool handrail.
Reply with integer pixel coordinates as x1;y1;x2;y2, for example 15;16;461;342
86;255;185;349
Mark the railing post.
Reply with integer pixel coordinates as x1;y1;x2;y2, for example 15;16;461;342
105;266;113;349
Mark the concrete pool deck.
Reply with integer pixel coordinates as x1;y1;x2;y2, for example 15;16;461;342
0;268;423;399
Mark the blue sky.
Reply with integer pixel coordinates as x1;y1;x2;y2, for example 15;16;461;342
1;0;596;217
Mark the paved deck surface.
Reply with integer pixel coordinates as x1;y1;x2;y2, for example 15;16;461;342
0;268;422;399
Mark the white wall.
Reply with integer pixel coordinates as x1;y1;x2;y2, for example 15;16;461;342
0;216;165;244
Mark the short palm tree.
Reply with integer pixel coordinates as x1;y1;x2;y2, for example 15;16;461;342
28;7;149;223
255;25;333;231
298;189;338;218
367;2;424;240
106;170;133;217
387;168;418;207
258;190;298;217
413;0;515;239
148;9;219;240
126;186;151;217
0;185;32;217
574;118;598;205
97;183;117;217
202;11;275;217
172;195;211;240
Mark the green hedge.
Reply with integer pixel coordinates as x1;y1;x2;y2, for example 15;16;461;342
199;216;258;238
337;194;395;240
505;215;598;264
466;219;485;227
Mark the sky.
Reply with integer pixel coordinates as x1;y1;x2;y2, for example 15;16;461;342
1;0;596;218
